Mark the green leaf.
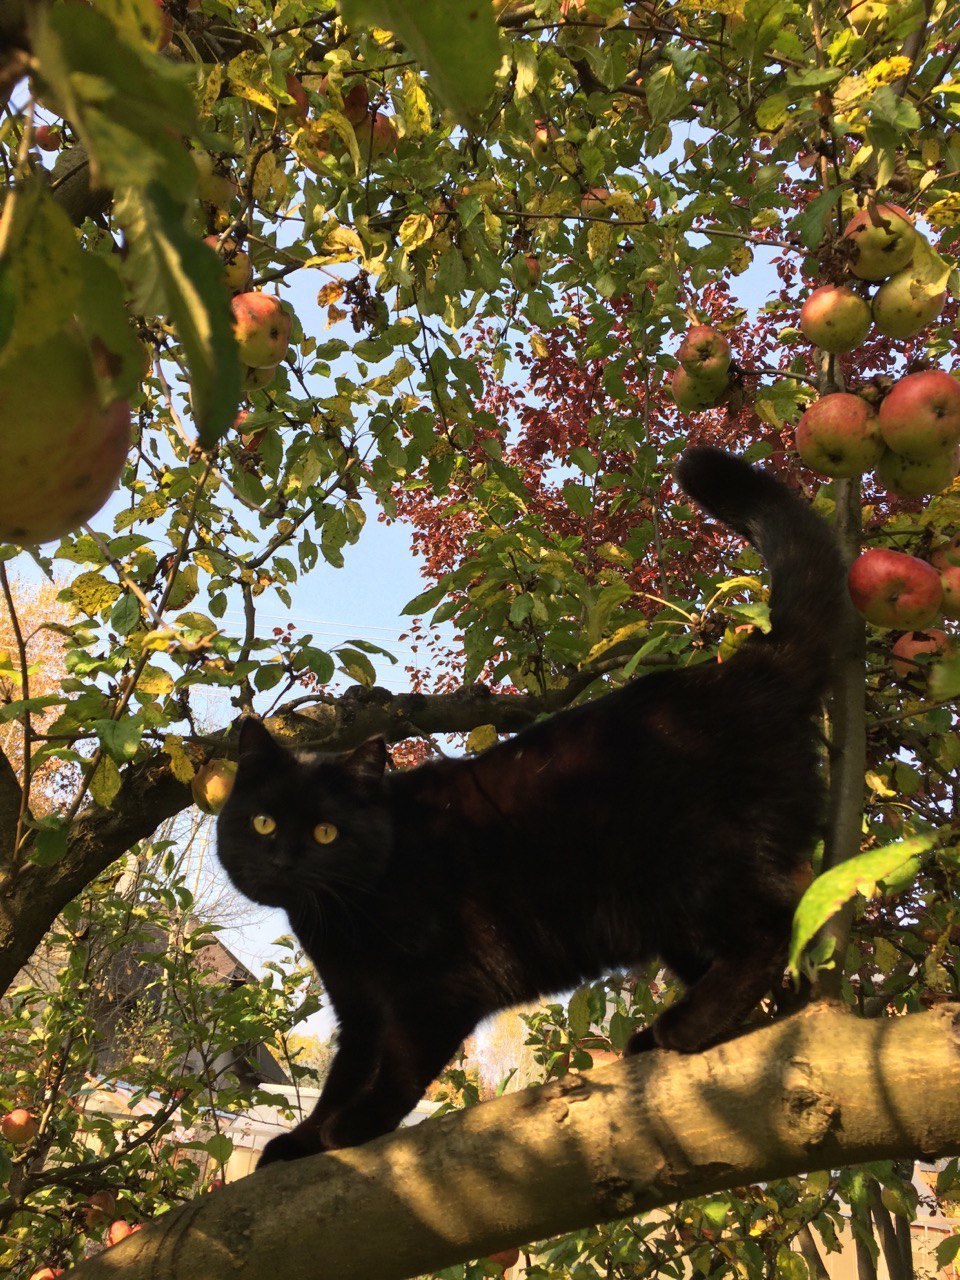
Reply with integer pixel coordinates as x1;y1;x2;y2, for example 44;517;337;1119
339;0;499;126
204;1133;233;1166
0;179;84;368
465;724;498;755
402;581;448;616
788;832;942;976
567;985;592;1040
110;592;142;636
115;183;241;446
30;823;69;868
936;1236;960;1271
93;715;143;762
787;186;844;250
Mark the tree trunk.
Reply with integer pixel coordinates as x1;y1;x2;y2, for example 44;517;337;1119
67;1003;960;1280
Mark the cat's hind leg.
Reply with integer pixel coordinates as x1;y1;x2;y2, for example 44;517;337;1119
624;936;787;1056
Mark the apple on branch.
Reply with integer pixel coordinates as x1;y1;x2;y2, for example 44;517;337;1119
878;369;960;461
842;203;917;280
876;446;960;498
892;629;952;679
191;759;238;815
848;548;943;629
1;1107;39;1145
0;327;131;545
669;365;728;412
872;267;946;339
799;284;871;353
232;292;293;368
677;325;732;385
203;235;254;294
794;392;883;478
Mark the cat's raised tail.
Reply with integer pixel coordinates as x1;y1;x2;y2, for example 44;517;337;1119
675;446;849;698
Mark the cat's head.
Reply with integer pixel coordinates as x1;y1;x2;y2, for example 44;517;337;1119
215;718;392;910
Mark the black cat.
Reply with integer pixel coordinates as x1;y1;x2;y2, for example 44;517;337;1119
216;446;847;1166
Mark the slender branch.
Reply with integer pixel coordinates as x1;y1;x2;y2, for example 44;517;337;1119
0;563;32;859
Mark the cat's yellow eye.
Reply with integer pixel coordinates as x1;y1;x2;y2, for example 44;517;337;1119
251;814;276;836
313;822;338;845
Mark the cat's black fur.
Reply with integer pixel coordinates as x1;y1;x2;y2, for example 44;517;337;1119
216;447;848;1166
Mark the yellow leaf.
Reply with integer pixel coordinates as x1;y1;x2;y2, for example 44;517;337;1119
71;572;122;617
530;333;549;359
466;724;498;754
90;756;122;808
866;56;912;88
164;733;196;783
926;193;960;229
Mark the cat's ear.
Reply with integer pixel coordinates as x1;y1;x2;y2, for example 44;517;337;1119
342;735;389;785
237;716;284;761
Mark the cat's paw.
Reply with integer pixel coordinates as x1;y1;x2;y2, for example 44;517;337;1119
258;1126;326;1168
624;1026;658;1055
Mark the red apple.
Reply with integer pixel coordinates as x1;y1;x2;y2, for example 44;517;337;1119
872;268;947;339
670;366;727;412
361;112;397;160
580;187;610;216
892;629;951;677
530;119;560;160
231;293;292;368
489;1247;521;1269
1;1107;38;1145
799;285;871;353
876;446;959;498
152;0;173;49
0;328;131;545
320;75;370;126
191;759;238;815
677;325;731;385
203;235;253;294
795;392;883;478
848;548;943;628
281;73;309;124
842;203;916;280
106;1220;142;1246
28;1269;63;1280
878;370;960;461
83;1189;117;1230
34;124;62;152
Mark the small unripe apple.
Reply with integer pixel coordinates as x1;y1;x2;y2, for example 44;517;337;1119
530;119;560;160
799;285;871;353
511;254;541;287
876;446;960;498
232;292;292;368
929;534;960;571
677;325;731;385
1;1107;38;1145
191;759;238;815
795;392;883;478
878;370;960;461
242;363;280;393
892;629;951;678
848;548;943;629
842;203;916;280
203;235;253;294
872;268;946;339
192;152;240;208
670;366;727;412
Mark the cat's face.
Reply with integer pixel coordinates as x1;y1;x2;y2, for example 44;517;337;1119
216;719;392;911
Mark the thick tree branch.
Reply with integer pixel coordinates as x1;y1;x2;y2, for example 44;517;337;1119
0;684;573;995
67;1003;960;1280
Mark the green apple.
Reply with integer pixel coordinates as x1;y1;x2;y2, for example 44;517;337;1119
872;268;946;339
876;445;960;497
670;366;727;412
0;328;131;545
842;203;917;280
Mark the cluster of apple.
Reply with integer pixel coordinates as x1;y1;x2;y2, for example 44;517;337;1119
847;535;959;674
800;203;946;350
669;325;733;412
796;368;960;497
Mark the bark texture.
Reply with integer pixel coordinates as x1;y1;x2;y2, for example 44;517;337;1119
67;1003;960;1280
